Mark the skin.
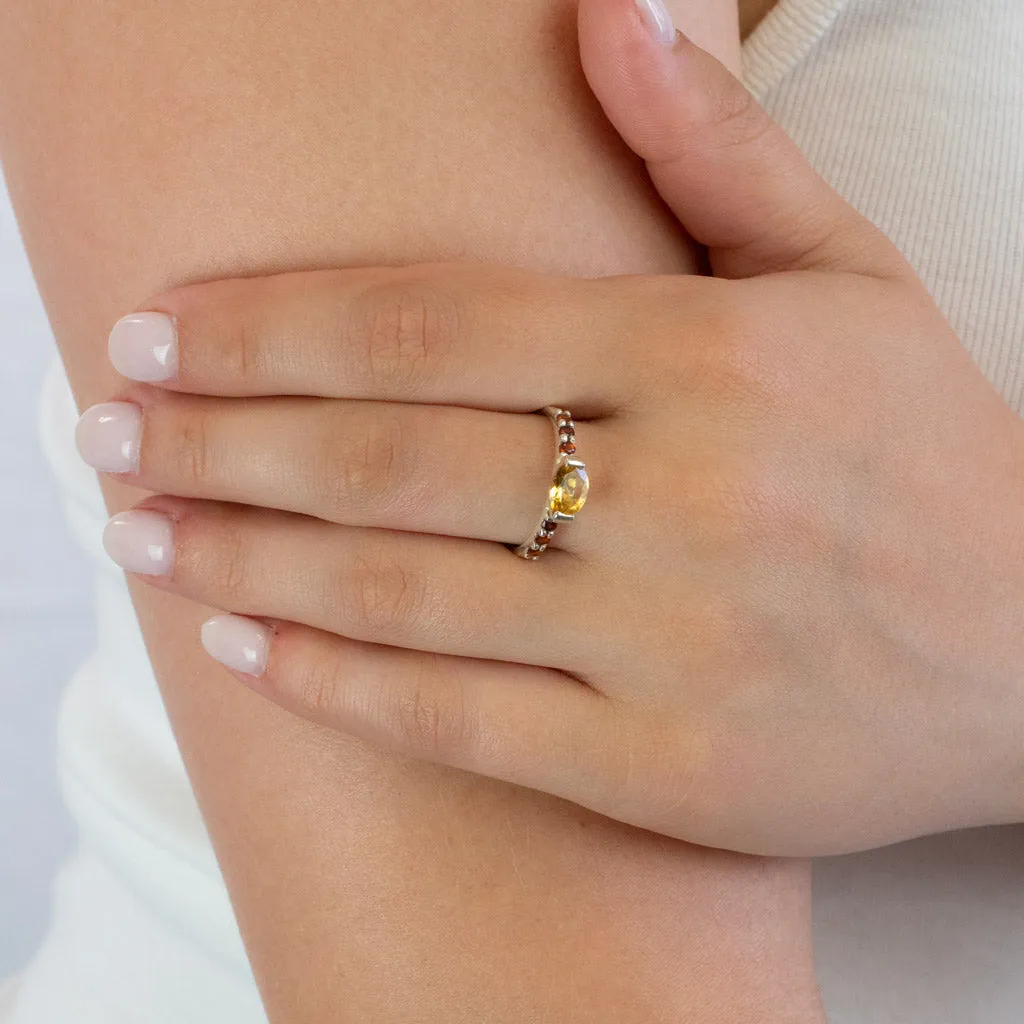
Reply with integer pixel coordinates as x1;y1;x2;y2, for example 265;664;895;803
82;19;1024;857
1;0;823;1021
739;0;778;38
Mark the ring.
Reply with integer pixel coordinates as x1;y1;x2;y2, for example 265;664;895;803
512;406;590;560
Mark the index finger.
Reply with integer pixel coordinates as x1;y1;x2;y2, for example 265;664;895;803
108;262;650;412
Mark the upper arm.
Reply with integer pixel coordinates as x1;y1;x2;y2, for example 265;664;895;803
0;3;819;1023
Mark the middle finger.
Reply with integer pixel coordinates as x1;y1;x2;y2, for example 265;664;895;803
106;498;589;669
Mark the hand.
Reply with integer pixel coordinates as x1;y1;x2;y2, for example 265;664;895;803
76;0;1024;856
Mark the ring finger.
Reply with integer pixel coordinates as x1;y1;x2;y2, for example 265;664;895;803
76;393;612;552
106;498;594;669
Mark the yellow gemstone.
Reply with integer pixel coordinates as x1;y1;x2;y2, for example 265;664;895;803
549;462;589;516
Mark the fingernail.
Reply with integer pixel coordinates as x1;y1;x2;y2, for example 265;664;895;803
201;615;271;677
75;401;142;473
103;510;175;575
636;0;676;45
108;312;178;382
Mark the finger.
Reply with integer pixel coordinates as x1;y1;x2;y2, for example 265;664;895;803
101;500;595;670
200;613;698;841
75;396;608;551
198;613;629;810
577;0;912;280
107;263;637;403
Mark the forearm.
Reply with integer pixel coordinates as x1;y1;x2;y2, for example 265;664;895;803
0;0;820;1020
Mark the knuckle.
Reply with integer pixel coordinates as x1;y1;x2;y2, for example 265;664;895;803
330;412;412;516
687;455;786;553
169;277;267;385
339;540;426;636
654;77;770;166
691;306;790;407
168;406;215;488
290;638;347;722
610;277;693;402
203;517;253;603
384;659;473;760
199;279;264;384
670;444;825;576
347;274;460;394
232;302;264;385
700;79;775;155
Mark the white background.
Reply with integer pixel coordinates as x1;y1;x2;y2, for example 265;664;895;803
0;180;88;977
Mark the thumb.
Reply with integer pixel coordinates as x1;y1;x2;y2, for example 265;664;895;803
577;0;910;280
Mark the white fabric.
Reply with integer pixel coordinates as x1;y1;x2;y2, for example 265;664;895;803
744;0;1024;412
7;1;1024;1019
0;979;21;1019
0;186;84;977
4;361;266;1023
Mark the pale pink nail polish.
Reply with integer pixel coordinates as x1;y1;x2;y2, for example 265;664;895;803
108;312;178;382
103;510;175;575
636;0;676;45
201;615;271;677
75;402;142;473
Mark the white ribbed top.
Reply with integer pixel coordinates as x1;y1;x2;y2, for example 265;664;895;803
745;0;1024;416
744;0;847;97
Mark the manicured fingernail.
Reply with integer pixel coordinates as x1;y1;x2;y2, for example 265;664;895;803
108;312;178;382
201;615;271;677
75;402;142;473
636;0;676;45
103;510;174;575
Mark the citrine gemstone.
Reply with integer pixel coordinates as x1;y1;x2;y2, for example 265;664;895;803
549;461;589;516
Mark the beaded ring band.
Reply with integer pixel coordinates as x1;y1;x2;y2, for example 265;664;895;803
512;406;590;560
